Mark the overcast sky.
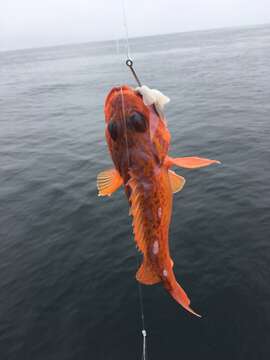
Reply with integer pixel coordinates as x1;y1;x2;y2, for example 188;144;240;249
1;0;270;51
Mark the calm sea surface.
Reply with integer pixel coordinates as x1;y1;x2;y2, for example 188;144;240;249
1;25;270;360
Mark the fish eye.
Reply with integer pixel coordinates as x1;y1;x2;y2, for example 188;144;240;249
107;121;118;141
128;112;147;132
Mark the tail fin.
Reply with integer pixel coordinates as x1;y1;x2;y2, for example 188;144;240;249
169;281;201;318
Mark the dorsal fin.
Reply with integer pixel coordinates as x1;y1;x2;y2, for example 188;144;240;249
128;173;161;285
128;175;148;254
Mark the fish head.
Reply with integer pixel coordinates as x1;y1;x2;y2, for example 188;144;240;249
104;85;170;178
104;85;149;139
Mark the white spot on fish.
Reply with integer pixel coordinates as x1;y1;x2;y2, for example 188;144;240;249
163;269;168;277
158;207;162;218
152;241;159;255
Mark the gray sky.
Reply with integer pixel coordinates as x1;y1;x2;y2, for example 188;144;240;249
1;0;270;51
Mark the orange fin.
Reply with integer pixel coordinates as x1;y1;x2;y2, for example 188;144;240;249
168;170;185;193
166;156;220;169
97;168;123;196
128;175;147;254
169;281;201;318
136;258;161;285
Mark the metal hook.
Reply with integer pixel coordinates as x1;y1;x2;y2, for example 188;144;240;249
126;58;142;87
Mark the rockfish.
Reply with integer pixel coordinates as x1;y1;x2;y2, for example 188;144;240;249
97;85;219;317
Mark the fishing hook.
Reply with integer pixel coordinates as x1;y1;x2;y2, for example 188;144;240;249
126;58;142;87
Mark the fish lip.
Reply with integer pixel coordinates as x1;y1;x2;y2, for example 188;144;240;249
105;85;141;106
106;85;131;97
106;87;146;121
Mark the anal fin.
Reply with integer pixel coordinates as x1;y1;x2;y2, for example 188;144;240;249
97;168;123;196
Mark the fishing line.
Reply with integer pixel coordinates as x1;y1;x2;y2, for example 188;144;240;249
121;0;131;60
120;2;148;359
121;0;142;87
120;86;148;360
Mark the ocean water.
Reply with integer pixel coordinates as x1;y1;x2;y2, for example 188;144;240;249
1;24;270;360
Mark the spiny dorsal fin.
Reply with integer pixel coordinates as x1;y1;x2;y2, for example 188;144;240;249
128;173;162;285
128;175;147;254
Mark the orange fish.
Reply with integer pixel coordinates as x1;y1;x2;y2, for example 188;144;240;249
97;85;219;317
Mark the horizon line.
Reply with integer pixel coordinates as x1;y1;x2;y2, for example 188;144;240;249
1;21;269;54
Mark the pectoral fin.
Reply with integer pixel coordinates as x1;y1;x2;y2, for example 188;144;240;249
97;168;123;196
168;170;185;193
166;156;220;169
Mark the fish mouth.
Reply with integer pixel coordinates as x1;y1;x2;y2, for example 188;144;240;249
105;86;147;124
105;85;144;108
105;85;133;108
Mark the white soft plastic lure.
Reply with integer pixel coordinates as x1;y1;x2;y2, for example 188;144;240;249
136;85;170;117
